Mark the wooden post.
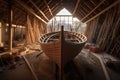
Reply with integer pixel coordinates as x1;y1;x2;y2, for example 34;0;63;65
13;27;16;40
0;22;2;46
8;0;13;52
21;26;23;40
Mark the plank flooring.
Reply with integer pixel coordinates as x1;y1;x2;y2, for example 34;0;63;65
0;49;120;80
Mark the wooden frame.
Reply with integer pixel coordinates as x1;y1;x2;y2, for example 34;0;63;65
29;0;49;21
15;0;47;24
81;0;106;21
72;0;80;16
43;0;53;17
85;0;120;23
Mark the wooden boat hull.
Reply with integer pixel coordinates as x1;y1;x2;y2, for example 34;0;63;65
40;40;85;67
39;26;87;79
39;31;87;67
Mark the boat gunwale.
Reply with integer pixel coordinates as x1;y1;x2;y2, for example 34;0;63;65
39;31;87;45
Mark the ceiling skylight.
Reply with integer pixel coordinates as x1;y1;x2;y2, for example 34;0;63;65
56;8;72;15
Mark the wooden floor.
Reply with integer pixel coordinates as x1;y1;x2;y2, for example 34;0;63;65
0;48;120;80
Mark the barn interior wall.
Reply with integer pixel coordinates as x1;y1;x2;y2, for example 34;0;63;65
25;14;47;44
0;21;11;46
85;4;120;58
0;21;26;47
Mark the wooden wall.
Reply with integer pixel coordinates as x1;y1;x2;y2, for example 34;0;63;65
0;14;47;47
85;4;120;58
0;20;26;47
25;15;47;44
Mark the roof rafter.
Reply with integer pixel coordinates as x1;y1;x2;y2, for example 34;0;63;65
15;0;47;24
81;0;106;21
45;5;61;18
72;0;80;16
45;1;62;16
43;0;53;17
29;0;49;21
85;0;120;23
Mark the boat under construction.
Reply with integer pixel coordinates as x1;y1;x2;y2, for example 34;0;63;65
39;26;87;79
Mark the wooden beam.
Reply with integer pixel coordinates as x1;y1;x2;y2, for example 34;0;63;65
72;0;80;16
47;0;53;5
29;0;49;21
43;0;53;17
15;0;47;24
81;0;106;21
45;4;62;18
44;0;63;17
85;0;120;23
45;3;60;15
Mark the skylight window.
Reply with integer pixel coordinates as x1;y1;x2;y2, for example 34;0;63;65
47;8;86;33
56;8;72;15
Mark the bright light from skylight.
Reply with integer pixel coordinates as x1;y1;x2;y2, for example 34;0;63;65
73;17;79;22
55;8;79;22
47;8;86;33
56;8;72;15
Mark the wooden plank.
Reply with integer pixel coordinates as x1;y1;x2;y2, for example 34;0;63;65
85;0;120;23
20;47;38;80
15;0;47;24
29;0;49;21
0;52;9;56
23;55;38;80
92;53;110;80
81;0;106;21
72;0;80;16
